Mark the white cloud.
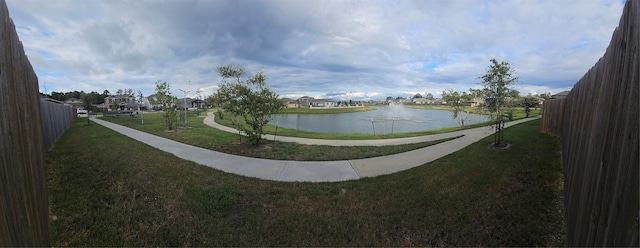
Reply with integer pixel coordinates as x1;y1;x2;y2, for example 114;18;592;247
5;0;626;100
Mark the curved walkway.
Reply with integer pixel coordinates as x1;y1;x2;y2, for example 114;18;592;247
91;116;539;182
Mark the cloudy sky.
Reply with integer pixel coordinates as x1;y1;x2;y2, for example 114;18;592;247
6;0;625;101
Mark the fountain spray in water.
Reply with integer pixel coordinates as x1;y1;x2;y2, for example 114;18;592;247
385;102;410;134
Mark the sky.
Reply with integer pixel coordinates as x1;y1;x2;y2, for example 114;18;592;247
5;0;626;101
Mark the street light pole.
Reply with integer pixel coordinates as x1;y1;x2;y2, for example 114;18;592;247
178;88;191;127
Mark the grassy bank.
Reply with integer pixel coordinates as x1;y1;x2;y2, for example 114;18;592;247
46;118;564;246
100;113;457;161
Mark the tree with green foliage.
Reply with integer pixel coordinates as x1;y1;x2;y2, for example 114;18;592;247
216;64;283;145
137;90;145;124
478;58;519;148
539;92;552;100
425;92;434;100
150;81;177;131
468;88;484;98
503;89;521;121
80;94;93;125
521;95;540;118
413;93;423;99
442;88;472;129
110;101;119;112
205;93;225;120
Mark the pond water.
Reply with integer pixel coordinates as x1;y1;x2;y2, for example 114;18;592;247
272;105;487;134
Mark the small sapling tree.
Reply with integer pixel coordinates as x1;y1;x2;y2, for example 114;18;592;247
216;64;283;145
442;88;472;129
151;81;177;131
478;58;519;148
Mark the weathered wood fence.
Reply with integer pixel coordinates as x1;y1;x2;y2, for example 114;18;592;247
40;99;75;149
0;0;51;245
540;98;564;137
541;0;639;246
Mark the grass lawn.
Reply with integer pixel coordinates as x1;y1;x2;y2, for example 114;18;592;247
46;118;564;246
99;113;457;161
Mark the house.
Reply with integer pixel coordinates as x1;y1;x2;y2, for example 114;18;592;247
551;91;570;99
286;101;299;108
176;98;206;111
104;94;142;111
427;98;447;105
298;96;314;107
281;98;299;108
310;99;336;108
412;98;427;105
467;97;485;107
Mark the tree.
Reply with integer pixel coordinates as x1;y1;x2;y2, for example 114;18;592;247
441;88;472;129
521;95;539;118
80;94;93;125
385;96;393;102
110;101;119;112
150;81;177;131
205;93;225;120
539;92;552;100
413;93;423;99
51;91;65;101
425;92;434;100
478;58;519;148
504;89;521;121
216;64;283;145
468;88;484;98
137;90;145;124
116;89;123;95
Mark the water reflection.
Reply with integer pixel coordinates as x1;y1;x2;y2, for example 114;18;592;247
272;106;487;134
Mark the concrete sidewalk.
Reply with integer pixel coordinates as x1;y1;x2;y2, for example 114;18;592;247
91;116;539;182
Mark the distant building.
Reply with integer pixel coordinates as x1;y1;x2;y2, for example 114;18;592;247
467;97;485;107
551;91;570;99
412;98;427;104
298;96;314;107
104;94;141;111
310;99;336;108
281;98;299;108
176;97;206;111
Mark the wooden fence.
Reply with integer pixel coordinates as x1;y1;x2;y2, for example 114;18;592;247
541;0;639;246
0;0;51;246
540;98;564;137
40;99;75;149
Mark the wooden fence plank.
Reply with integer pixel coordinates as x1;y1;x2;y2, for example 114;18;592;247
540;0;639;246
0;0;51;245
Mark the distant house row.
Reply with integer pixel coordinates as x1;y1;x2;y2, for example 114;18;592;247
59;94;205;113
386;97;484;107
281;96;366;108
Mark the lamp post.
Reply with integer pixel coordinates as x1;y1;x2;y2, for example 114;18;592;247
178;89;191;127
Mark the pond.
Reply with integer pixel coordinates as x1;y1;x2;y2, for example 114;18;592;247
272;105;487;134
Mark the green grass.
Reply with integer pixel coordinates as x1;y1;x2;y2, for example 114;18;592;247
99;113;457;161
46;118;564;246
